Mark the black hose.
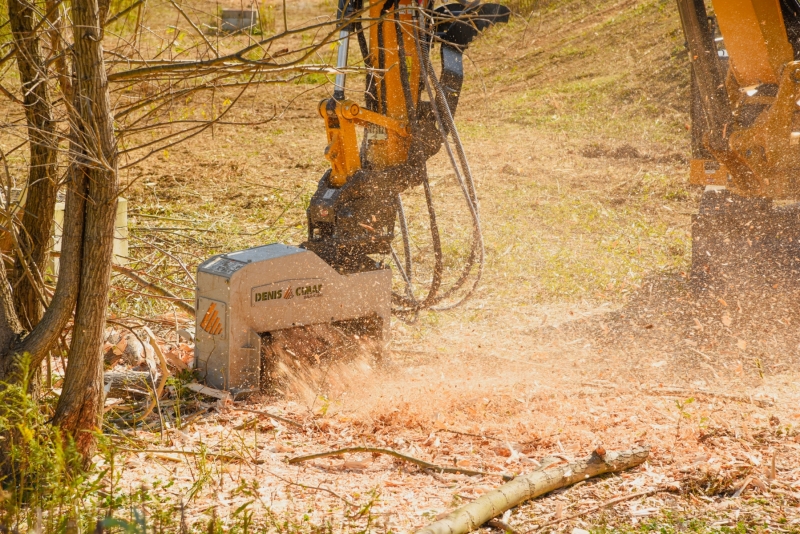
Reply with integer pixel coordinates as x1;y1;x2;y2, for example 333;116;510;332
390;7;484;313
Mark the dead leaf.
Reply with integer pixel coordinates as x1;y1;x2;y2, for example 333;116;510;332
491;446;512;457
164;349;188;371
272;442;292;453
721;314;732;327
750;477;768;492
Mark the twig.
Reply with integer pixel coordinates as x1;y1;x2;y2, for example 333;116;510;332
486;519;519;534
265;469;355;507
288;447;513;481
0;83;22;105
231;406;304;429
643;386;774;407
529;486;667;532
437;428;504;442
112;266;195;315
168;406;211;429
51;250;195;315
733;476;753;498
111;285;193;303
233;417;259;430
117;447;244;462
169;0;219;57
106;0;144;24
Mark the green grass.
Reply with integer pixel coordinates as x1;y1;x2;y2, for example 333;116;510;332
477;169;691;304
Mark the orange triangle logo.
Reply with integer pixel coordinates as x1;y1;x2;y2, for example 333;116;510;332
284;286;294;299
199;302;223;335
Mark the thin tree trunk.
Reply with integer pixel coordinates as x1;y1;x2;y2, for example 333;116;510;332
52;0;118;460
0;257;23;359
7;0;59;332
9;159;86;378
44;0;72;100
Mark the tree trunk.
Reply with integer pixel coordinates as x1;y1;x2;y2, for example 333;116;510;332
5;157;87;383
52;0;118;460
0;257;23;359
7;0;59;332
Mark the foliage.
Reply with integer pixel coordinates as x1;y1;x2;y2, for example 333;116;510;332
0;360;98;531
0;369;386;532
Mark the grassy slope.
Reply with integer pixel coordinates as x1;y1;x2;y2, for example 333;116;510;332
419;0;697;331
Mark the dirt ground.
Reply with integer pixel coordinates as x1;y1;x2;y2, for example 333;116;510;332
2;0;800;531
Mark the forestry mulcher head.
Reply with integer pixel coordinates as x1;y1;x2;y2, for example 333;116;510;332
195;0;508;395
194;244;390;396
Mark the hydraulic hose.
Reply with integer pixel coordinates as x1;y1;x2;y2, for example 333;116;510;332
390;6;484;315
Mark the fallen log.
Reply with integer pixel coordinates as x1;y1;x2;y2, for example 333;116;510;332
415;446;650;534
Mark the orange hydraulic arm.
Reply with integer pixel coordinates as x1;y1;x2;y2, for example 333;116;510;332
680;0;800;199
320;0;422;187
303;0;508;272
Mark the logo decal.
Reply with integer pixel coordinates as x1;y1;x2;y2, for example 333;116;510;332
251;279;325;306
199;302;223;335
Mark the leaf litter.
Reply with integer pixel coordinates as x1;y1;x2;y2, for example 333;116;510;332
103;292;800;531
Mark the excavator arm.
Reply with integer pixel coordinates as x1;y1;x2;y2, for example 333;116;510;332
304;0;509;273
677;0;800;285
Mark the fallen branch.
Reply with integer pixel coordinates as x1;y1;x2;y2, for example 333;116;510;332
104;370;154;398
117;447;244;462
529;486;668;532
231;406;304;429
643;386;774;407
288;447;513;481
415;446;650;534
